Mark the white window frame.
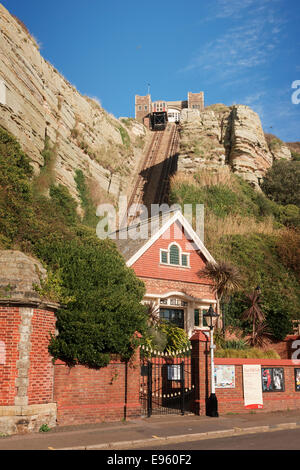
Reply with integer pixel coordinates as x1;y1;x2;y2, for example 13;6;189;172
159;242;190;268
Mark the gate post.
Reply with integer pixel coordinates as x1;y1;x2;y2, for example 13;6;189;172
180;361;185;415
147;361;152;418
190;330;210;416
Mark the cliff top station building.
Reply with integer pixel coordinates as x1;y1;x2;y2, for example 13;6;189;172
135;92;204;129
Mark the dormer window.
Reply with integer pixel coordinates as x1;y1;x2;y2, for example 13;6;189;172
160;243;190;267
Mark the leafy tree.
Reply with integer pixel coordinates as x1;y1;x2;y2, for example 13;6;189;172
39;238;148;368
261;160;300;207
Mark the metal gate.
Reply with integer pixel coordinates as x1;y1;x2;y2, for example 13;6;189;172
140;346;194;417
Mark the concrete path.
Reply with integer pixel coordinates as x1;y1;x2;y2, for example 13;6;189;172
1;410;300;450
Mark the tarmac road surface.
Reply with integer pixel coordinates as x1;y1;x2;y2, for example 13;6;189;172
136;428;300;450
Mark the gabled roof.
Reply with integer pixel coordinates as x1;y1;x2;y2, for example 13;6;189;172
110;209;216;267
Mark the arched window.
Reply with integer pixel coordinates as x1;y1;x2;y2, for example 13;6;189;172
169;244;180;265
160;244;190;267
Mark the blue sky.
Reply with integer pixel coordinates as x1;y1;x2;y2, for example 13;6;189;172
2;0;300;141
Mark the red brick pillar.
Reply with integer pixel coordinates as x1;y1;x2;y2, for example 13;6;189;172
191;330;210;416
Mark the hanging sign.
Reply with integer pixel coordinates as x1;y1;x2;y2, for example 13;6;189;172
243;364;263;409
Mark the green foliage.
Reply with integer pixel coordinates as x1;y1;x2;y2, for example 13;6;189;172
49;184;78;225
39;424;51;433
261;160;300;207
276;229;300;278
142;321;191;354
37;238;147;368
170;175;280;222
223;339;248;350
278;205;300;228
215;348;280;359
33;136;57;194
170;170;300;340
74;169;98;227
0;126;34;243
217;234;299;339
291;151;300;162
34;268;75;305
158;322;191;353
118;126;130;149
0;126;149;368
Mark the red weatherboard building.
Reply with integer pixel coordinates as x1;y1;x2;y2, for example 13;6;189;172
114;210;217;337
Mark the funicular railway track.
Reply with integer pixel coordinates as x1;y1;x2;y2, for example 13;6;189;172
127;123;179;224
155;124;179;205
127;129;164;221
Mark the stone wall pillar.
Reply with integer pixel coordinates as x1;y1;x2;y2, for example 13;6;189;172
0;301;58;435
191;330;210;415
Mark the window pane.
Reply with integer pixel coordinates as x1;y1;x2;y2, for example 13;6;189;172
169;245;180;265
194;309;199;327
161;250;168;263
160;309;184;329
181;254;188;266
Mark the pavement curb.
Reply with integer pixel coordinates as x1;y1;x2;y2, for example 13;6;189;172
58;422;300;450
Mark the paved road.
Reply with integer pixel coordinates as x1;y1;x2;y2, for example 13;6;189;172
136;428;300;450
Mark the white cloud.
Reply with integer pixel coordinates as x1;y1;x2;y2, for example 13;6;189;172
179;2;285;84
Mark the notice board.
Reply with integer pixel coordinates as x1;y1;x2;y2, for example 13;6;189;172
243;364;263;409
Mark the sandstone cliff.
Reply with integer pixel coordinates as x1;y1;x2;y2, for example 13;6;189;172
0;4;148;205
179;103;291;188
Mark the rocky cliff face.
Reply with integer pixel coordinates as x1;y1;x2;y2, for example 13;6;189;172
179;103;291;188
0;5;148;205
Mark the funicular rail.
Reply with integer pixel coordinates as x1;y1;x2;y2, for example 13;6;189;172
154;124;179;205
127;130;164;223
127;123;179;224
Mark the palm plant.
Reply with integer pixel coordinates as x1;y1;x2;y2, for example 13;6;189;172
242;287;266;346
199;261;243;334
246;321;272;348
146;301;160;326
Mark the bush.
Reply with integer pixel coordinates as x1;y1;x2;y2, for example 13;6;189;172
49;184;78;225
276;229;300;278
261;160;300;207
74;169;98;227
142;321;191;354
39;238;148;368
215;348;280;359
0;126;148;368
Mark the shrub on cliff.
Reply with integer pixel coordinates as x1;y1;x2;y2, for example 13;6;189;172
261;160;300;207
0;126;148;367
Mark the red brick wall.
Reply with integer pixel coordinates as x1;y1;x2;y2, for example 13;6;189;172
214;358;300;414
27;308;56;405
132;222;215;299
0;306;20;405
263;335;300;360
54;352;141;426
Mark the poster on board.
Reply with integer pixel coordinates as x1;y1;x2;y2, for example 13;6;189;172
262;367;285;392
243;364;263;409
295;368;300;392
215;365;235;388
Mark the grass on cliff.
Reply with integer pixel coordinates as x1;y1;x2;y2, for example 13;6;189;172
169;169;300;339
